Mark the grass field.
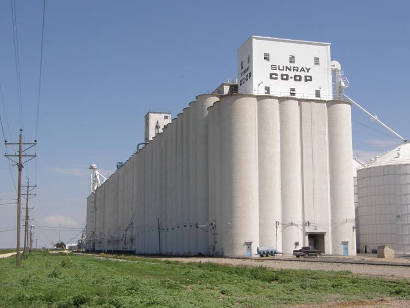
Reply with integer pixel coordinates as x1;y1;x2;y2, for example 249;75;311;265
0;249;16;254
0;252;409;307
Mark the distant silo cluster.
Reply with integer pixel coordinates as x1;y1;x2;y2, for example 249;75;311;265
357;144;410;254
86;36;357;257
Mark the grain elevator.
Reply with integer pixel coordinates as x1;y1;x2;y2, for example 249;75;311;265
86;36;356;257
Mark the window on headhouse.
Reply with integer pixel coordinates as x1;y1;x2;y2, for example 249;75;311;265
264;53;270;61
247;55;250;63
164;115;169;120
314;57;320;65
264;86;270;95
289;55;295;63
315;89;321;98
290;88;296;96
241;61;244;70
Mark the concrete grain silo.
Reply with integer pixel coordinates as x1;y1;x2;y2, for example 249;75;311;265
357;143;410;254
328;101;356;256
86;36;357;257
280;98;304;254
257;96;282;251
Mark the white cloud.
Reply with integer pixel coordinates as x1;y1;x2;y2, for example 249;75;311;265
364;139;400;148
49;167;88;177
42;215;79;227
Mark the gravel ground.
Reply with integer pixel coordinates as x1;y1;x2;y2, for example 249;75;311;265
156;256;410;280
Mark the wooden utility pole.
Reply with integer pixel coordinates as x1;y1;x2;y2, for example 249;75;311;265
22;178;36;255
4;129;37;266
29;225;34;251
24;178;29;254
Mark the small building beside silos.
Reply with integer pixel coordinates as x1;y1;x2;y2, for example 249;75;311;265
86;36;357;257
357;143;410;254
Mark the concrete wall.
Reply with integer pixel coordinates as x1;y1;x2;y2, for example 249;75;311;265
86;94;355;256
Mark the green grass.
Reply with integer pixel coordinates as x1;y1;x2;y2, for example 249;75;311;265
0;251;409;307
0;249;16;254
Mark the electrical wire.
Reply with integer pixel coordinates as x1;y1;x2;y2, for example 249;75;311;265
352;118;396;139
65;229;84;244
0;82;17;193
0;111;6;143
0;228;16;233
9;0;24;129
0;84;11;139
35;0;46;139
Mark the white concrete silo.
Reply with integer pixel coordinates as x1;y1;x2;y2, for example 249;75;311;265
181;109;191;255
328;100;356;256
257;96;282;251
168;121;177;254
300;101;332;254
134;147;145;254
208;100;223;255
188;102;198;255
280;98;303;254
207;102;217;255
160;127;169;254
176;114;184;255
117;163;126;250
104;174;114;251
196;94;219;254
357;143;410;254
219;95;260;257
151;136;160;254
143;143;153;254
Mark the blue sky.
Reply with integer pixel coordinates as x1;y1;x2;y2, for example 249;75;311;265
1;0;409;248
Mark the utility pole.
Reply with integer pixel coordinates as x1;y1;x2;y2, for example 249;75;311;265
29;225;34;251
4;129;37;266
24;180;29;254
22;178;36;255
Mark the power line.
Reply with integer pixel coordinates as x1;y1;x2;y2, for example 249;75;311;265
36;226;83;231
66;229;85;244
35;0;46;139
0;83;17;193
9;0;24;128
0;111;6;143
0;84;11;138
0;202;17;206
0;228;16;233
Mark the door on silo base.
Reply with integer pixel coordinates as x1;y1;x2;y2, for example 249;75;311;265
307;233;325;253
244;242;252;258
341;241;348;256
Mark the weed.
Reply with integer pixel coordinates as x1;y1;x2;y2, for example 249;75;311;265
0;252;409;307
48;267;62;278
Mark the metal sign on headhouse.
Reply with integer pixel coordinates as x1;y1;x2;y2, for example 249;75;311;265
238;36;333;100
